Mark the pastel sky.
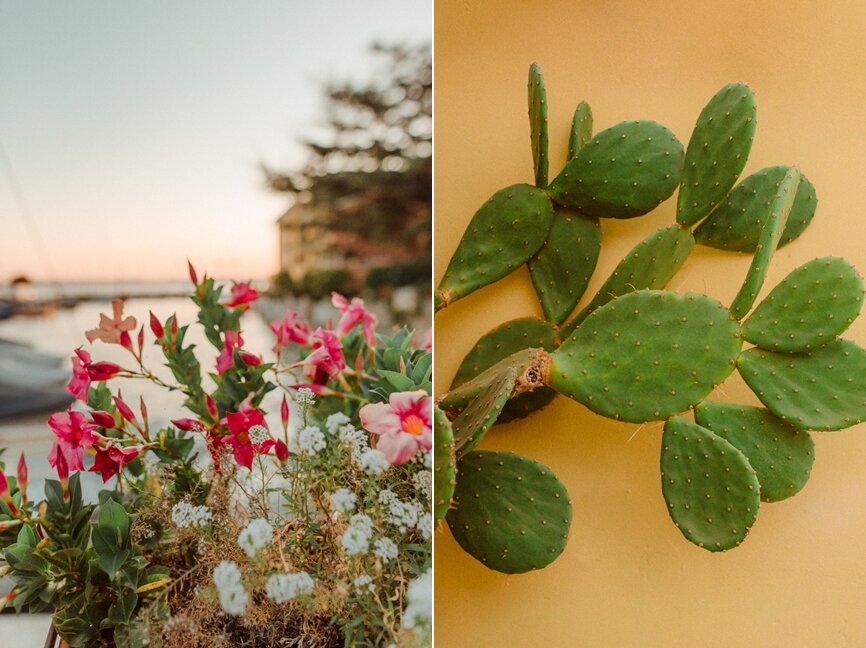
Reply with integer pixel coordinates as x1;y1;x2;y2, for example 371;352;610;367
0;1;430;282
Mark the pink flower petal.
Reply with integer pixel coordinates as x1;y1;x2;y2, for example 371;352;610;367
375;432;419;465
359;402;402;436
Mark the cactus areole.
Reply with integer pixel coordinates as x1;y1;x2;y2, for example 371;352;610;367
436;64;865;574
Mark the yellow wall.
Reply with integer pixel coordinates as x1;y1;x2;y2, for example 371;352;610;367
434;1;866;646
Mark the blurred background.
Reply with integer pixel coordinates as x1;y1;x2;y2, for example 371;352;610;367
0;5;430;631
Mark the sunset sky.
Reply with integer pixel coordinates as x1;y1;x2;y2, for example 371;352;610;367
0;1;430;282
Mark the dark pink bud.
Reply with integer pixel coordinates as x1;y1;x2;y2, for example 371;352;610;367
87;361;122;381
137;325;145;351
16;453;27;504
90;410;116;428
172;418;203;431
139;397;148;423
188;259;198;285
149;311;164;338
274;439;289;464
206;394;218;420
170;314;178;337
119;330;132;351
280;395;289;427
239;351;262;367
113;392;137;423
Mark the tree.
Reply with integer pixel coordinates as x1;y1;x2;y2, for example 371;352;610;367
265;43;431;267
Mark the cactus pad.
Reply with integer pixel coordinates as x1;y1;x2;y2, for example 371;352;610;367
742;257;865;353
738;340;866;431
436;183;554;310
695;401;814;502
446;450;572;573
567;101;593;159
528;63;549;188
550;290;742;423
661;417;760;551
729;167;800;320
434;406;457;522
560;224;695;336
677;83;756;227
452;366;518;458
547;120;684;219
528;208;602;325
693;166;818;252
451;318;558;423
440;347;540;414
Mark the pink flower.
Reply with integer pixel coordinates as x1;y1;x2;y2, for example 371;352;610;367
302;328;346;384
16;453;28;504
359;390;432;465
90;410;117;428
225;281;260;309
223;400;273;469
85;299;137;346
216;330;243;375
90;445;142;482
48;410;99;472
270;310;312;350
331;293;377;345
67;349;122;401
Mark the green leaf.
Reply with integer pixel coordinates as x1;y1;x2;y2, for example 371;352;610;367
99;498;131;543
108;590;139;624
378;369;416;392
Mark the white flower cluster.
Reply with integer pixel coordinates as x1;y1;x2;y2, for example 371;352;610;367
380;489;424;534
417;513;432;540
238;518;273;558
341;513;373;555
373;537;398;562
248;424;270;445
299;425;326;455
265;571;314;603
359;448;390;476
213;561;248;616
353;574;375;593
170;501;212;529
295;387;316;406
413;470;432;502
403;569;432;631
330;488;356;514
339;425;369;462
423;451;432;470
325;412;351;434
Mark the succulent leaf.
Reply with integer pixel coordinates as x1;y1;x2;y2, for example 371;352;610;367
452;367;517;458
729;167;800;319
694;166;818;251
677;83;757;227
567;101;593;159
742;256;865;353
436;183;554;310
528;208;601;325
528;63;549;188
738;339;866;431
446;450;572;573
551;290;742;423
547;120;684;219
661;417;760;551
695;401;814;502
434;406;457;522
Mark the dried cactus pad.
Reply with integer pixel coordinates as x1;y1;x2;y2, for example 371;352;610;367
738;340;866;431
568;100;593;159
446;450;572;573
729;167;800;320
661;417;760;552
693;166;818;252
560;223;695;336
547;120;684;219
434;406;457;522
439;347;539;414
695;401;814;502
436;183;554;310
550;290;741;423
528;207;601;325
452;366;517;458
742;257;865;353
451;318;557;423
528;63;549;188
677;83;756;227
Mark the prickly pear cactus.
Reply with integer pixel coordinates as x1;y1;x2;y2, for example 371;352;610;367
436;63;866;574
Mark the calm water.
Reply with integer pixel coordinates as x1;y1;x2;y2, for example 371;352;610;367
0;294;285;500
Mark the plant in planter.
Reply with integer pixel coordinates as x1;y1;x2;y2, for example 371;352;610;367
0;265;432;647
435;64;866;573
